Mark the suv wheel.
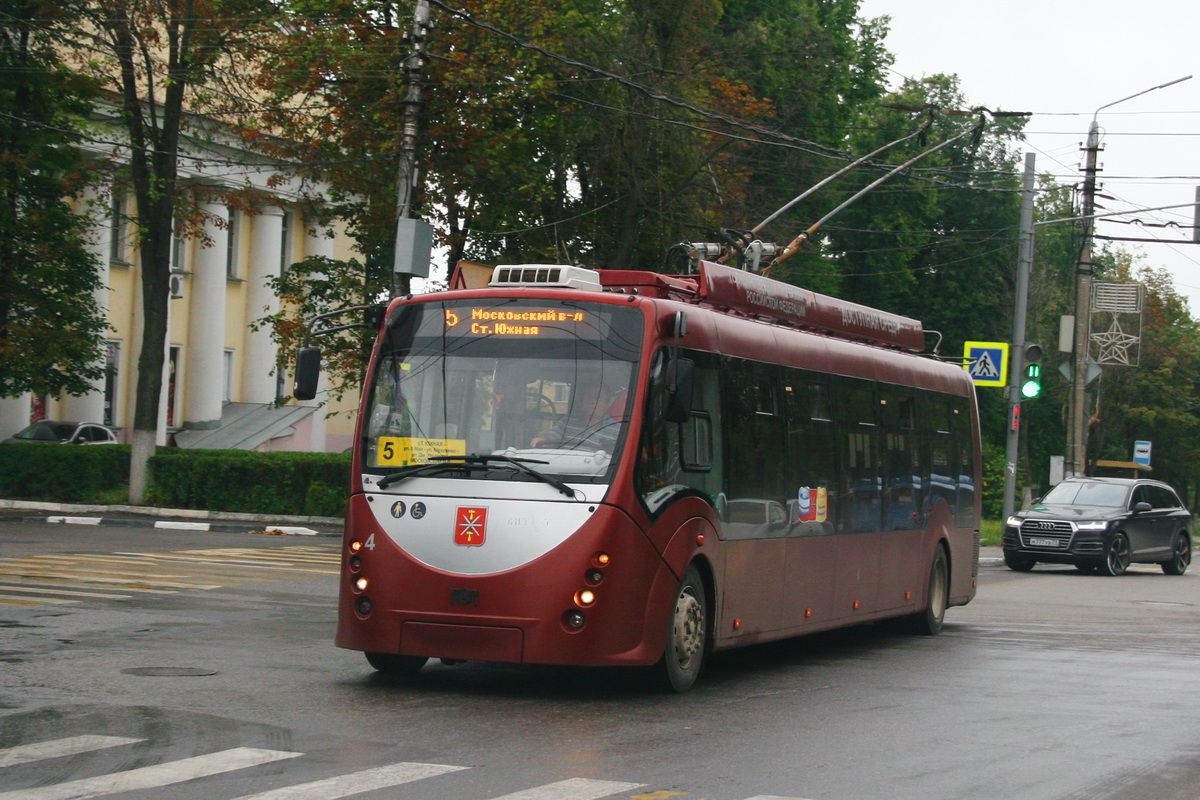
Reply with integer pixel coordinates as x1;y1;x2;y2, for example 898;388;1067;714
1004;551;1036;572
1100;533;1130;576
1161;533;1192;575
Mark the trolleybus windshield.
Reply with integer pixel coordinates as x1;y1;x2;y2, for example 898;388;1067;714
363;298;643;484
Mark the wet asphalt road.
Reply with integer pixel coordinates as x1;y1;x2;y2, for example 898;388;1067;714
0;519;1198;800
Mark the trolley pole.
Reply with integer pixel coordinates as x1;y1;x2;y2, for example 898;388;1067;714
1004;153;1036;521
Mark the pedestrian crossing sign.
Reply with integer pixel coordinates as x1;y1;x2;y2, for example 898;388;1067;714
963;341;1009;387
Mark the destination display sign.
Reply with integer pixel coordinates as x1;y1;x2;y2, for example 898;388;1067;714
698;261;925;351
445;306;589;337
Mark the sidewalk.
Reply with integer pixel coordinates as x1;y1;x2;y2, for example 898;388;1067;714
0;499;343;537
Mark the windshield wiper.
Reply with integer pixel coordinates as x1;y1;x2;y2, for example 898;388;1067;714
376;461;489;490
429;454;578;499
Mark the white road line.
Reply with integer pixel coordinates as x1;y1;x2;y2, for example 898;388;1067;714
0;736;143;768
0;585;132;600
228;761;469;800
45;517;102;526
486;778;645;800
744;796;817;800
0;569;217;591
0;747;302;800
109;553;336;574
0;594;76;605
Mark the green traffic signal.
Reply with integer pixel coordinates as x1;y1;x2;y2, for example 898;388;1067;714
1021;363;1042;398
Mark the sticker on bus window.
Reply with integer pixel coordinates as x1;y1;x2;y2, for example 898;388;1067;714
377;437;466;466
796;486;828;523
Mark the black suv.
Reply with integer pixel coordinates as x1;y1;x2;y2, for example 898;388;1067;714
1003;477;1193;576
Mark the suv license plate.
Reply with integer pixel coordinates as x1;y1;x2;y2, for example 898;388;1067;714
1028;536;1061;547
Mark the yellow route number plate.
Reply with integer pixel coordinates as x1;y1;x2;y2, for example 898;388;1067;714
377;437;466;466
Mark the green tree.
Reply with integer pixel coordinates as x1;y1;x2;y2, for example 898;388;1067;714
0;0;108;399
62;0;280;502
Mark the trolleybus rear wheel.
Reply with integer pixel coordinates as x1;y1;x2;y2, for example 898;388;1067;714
909;545;948;635
365;652;428;679
658;564;707;693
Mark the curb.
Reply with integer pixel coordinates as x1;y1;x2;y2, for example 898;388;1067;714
0;499;342;538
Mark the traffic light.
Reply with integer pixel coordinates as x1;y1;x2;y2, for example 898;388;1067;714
1020;343;1043;399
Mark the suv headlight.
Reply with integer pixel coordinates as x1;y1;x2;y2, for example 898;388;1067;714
1076;520;1110;531
1005;516;1023;527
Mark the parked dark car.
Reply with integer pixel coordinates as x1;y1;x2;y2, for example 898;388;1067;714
2;421;118;445
1003;477;1192;576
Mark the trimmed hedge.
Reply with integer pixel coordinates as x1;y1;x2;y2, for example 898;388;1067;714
147;449;351;517
0;443;131;502
0;444;351;517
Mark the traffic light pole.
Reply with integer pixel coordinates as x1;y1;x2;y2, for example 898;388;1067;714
1003;153;1037;521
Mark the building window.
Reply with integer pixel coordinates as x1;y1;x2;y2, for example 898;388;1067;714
104;341;120;426
109;193;128;264
225;209;239;278
170;224;185;272
223;349;234;403
167;345;180;428
279;211;293;274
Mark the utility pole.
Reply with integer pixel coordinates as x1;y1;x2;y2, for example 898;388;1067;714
1067;122;1100;477
1003;153;1036;520
392;0;433;298
1066;75;1192;477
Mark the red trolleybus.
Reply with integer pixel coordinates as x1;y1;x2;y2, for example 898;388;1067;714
299;260;980;691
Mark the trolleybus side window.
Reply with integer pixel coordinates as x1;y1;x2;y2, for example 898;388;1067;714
923;394;956;520
881;386;921;531
637;349;723;515
952;398;977;527
784;374;836;535
724;358;787;539
837;377;882;533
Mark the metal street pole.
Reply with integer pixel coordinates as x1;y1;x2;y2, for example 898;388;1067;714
392;0;432;299
1066;75;1192;477
1003;152;1036;521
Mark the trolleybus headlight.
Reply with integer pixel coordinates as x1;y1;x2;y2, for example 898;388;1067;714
592;552;610;567
354;577;369;592
585;569;604;586
574;589;596;607
349;555;362;573
563;609;586;630
350;540;363;553
356;597;373;616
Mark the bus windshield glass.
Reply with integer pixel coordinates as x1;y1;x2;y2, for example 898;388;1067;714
363;298;644;484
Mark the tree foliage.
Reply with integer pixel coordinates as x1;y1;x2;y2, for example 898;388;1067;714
0;0;108;398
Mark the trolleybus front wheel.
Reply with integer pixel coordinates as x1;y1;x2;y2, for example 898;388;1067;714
657;564;707;693
365;652;428;679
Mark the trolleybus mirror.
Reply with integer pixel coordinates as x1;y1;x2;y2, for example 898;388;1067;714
294;346;322;401
664;357;694;423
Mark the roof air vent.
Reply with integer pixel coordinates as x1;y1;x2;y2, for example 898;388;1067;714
489;264;602;291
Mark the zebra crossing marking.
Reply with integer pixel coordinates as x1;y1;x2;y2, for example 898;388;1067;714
228;762;469;800
488;778;646;800
0;736;142;769
0;747;302;800
0;733;813;800
0;546;339;606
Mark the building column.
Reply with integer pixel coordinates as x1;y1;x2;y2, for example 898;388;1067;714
243;207;285;405
183;202;229;430
60;184;113;424
300;223;335;450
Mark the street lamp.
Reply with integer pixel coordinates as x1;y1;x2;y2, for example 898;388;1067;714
1066;75;1192;477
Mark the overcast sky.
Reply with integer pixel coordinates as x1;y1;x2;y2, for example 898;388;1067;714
858;0;1200;311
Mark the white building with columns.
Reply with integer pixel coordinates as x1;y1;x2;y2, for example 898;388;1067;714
0;149;358;454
